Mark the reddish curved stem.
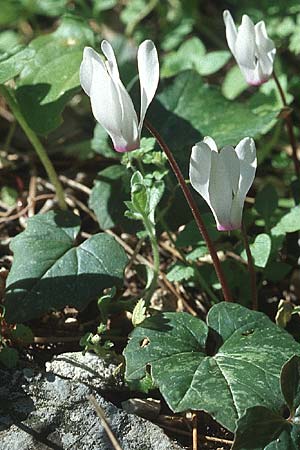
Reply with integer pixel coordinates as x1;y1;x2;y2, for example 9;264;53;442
145;120;232;302
272;72;300;179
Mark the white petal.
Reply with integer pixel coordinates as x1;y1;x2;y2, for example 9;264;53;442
80;47;105;97
255;21;276;55
255;21;276;78
137;40;159;133
235;137;257;202
88;54;126;150
219;146;240;195
203;136;218;152
101;40;120;80
209;151;235;230
223;10;238;55
235;15;256;69
229;195;244;230
189;141;212;207
101;40;139;150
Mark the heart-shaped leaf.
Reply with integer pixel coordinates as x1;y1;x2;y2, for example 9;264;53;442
158;71;280;147
233;356;300;449
5;210;127;322
124;303;300;432
241;233;272;268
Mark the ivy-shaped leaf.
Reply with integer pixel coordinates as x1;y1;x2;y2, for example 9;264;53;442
124;303;300;432
5;210;127;322
158;71;281;147
233;356;300;449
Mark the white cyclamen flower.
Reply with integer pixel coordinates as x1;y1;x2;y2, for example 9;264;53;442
189;137;257;231
223;10;276;86
80;40;159;152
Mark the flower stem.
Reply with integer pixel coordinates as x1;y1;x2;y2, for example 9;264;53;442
145;120;232;302
143;215;160;306
272;72;300;180
0;85;67;210
241;222;258;310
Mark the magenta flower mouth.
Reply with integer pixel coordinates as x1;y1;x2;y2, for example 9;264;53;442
115;142;140;153
217;224;239;231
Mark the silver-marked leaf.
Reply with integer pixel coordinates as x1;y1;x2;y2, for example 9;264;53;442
5;210;127;322
158;71;280;147
124;303;300;432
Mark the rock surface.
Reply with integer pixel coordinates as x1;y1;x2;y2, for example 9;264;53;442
0;353;184;450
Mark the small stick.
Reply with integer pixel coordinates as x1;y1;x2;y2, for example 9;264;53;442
28;172;37;217
192;413;198;450
88;394;123;450
241;222;258;310
155;422;233;445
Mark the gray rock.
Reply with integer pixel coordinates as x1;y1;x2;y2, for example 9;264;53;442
0;353;184;450
45;352;124;391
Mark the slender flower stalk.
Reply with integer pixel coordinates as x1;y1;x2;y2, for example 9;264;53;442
272;71;300;180
143;215;160;306
145;120;232;303
241;222;258;310
0;85;67;210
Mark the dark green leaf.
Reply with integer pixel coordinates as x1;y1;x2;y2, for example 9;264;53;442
0;346;19;368
281;356;300;417
5;210;127;322
158;71;280;147
89;165;132;230
124;303;300;432
264;262;292;282
167;263;195;282
255;184;279;223
241;233;272;268
232;406;289;450
196;51;230;76
91;123;117;158
222;65;248;100
176;214;219;247
15;15;94;134
272;206;300;237
10;324;34;344
0;47;35;84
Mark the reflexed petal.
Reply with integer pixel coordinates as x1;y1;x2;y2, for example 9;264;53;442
235;15;256;69
80;47;105;96
89;56;126;150
255;21;276;55
235;137;257;201
101;41;139;147
101;40;120;80
219;146;240;195
223;10;238;55
209;151;234;230
229;195;244;230
203;136;218;152
255;21;276;78
137;40;159;132
189;141;213;206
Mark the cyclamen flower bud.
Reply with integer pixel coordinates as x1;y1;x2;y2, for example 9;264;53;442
189;137;257;231
80;40;159;152
223;10;276;86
